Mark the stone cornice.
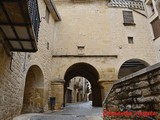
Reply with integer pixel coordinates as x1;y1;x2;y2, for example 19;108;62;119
52;55;118;58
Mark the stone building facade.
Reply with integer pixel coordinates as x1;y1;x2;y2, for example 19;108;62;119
0;0;159;119
0;0;61;119
145;0;160;61
52;0;157;108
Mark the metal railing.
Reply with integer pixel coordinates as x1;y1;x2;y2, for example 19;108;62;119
108;0;144;10
28;0;40;41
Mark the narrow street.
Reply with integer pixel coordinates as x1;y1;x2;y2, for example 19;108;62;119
14;101;103;120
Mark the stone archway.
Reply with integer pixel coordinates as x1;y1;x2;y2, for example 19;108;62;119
21;65;44;113
118;59;149;79
64;62;102;107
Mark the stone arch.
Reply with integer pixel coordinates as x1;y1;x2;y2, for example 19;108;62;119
21;65;44;113
118;59;149;79
64;62;102;107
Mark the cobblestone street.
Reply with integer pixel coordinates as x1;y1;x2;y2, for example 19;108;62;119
14;101;103;120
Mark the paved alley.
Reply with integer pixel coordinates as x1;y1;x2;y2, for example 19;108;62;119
14;101;103;120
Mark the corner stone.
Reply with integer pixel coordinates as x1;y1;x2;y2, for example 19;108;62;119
137;96;154;103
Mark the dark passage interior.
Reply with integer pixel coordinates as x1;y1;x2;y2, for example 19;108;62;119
64;62;102;107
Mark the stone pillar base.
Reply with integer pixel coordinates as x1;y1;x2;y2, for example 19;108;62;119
50;79;65;110
99;80;115;101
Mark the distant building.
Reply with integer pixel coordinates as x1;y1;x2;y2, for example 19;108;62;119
66;77;91;103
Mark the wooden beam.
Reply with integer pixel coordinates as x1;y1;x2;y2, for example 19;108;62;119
44;0;61;21
0;22;29;26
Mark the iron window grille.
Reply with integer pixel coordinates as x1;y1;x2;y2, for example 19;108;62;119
123;11;135;26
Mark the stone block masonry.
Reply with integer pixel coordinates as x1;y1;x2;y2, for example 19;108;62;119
0;50;26;120
103;62;160;120
0;0;58;119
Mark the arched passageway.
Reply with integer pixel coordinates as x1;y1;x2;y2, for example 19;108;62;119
64;63;102;107
21;65;44;113
118;59;149;79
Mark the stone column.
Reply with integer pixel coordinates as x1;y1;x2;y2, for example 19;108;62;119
51;79;65;110
99;80;114;102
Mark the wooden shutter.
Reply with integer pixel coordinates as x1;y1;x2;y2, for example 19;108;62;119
123;11;135;25
151;17;160;39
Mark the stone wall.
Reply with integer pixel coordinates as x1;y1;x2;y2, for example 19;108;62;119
0;48;26;120
0;0;59;119
26;0;57;112
52;0;157;81
103;62;160;119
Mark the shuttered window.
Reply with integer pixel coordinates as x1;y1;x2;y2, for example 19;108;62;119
151;17;160;39
123;11;135;25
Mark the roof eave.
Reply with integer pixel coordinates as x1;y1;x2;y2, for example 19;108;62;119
44;0;61;21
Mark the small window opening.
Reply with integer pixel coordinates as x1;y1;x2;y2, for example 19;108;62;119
128;37;134;44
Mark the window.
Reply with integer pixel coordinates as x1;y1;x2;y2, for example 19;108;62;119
45;6;50;23
128;37;134;44
77;46;85;55
123;11;135;25
151;17;160;39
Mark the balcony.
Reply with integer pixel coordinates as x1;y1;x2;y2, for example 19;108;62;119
0;0;40;52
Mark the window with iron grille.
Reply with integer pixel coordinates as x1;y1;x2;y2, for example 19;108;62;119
151;17;160;39
123;11;135;25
